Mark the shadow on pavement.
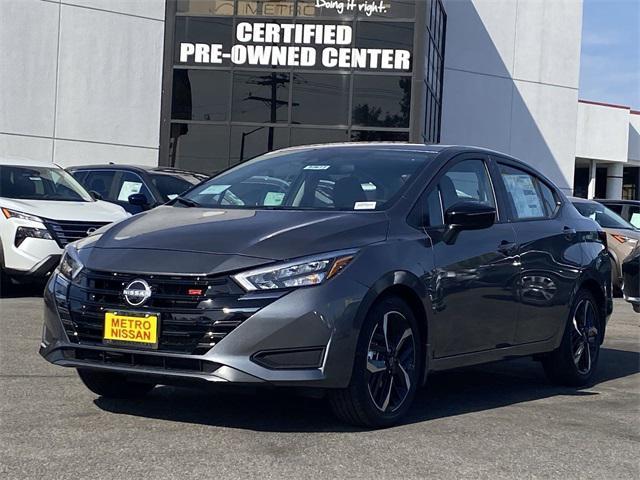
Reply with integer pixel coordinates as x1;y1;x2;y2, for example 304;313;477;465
94;347;639;432
0;281;45;299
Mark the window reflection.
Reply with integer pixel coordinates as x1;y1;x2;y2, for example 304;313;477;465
356;22;414;57
352;75;411;128
229;126;289;164
232;72;291;123
170;123;230;173
350;131;409;142
292;73;350;125
174;17;233;65
172;69;230;121
291;128;349;146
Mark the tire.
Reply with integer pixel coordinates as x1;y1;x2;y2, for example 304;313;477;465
77;369;155;398
329;296;422;428
542;289;602;386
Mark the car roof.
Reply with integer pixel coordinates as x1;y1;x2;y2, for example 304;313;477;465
66;164;206;177
569;196;596;204
0;158;61;168
595;198;640;205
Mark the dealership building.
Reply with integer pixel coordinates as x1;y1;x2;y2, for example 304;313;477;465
1;0;638;200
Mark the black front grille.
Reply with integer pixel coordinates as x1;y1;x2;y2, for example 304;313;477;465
44;219;110;247
64;348;220;374
57;270;277;355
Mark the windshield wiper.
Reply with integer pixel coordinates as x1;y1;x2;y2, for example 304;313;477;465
174;196;200;207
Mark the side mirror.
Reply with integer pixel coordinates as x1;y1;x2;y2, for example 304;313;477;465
128;193;150;208
89;190;103;201
443;201;496;244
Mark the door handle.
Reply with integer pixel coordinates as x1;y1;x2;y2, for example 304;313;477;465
498;240;518;256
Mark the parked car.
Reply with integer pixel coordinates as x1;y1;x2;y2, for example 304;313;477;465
41;144;612;427
0;159;129;287
68;165;208;214
595;199;640;229
622;244;640;313
571;197;640;293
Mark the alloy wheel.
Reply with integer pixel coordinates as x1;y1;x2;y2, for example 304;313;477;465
366;310;416;413
571;299;599;375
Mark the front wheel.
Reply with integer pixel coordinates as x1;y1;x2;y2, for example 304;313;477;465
329;296;422;428
542;290;602;386
77;369;155;398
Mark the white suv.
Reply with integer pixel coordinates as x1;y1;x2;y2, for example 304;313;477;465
1;158;129;285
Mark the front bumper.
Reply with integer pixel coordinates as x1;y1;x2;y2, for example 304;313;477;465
39;272;369;388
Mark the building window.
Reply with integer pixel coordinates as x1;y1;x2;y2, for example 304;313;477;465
162;0;446;173
292;73;350;125
172;69;230;121
352;75;411;128
231;71;291;123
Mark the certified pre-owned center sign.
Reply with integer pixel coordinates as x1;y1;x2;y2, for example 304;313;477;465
179;22;411;71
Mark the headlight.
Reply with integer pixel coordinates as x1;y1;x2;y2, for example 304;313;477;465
1;207;44;223
14;226;53;247
58;245;84;281
232;249;358;291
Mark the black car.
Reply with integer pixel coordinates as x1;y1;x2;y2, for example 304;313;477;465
41;144;612;427
68;165;208;214
622;245;640;313
595;199;640;229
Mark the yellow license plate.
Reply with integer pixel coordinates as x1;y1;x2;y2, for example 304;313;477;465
103;312;158;348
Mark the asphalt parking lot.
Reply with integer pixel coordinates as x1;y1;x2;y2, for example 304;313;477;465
0;289;638;480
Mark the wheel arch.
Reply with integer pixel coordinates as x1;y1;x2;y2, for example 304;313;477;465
354;271;431;385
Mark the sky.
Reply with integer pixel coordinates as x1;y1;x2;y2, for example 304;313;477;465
579;0;640;108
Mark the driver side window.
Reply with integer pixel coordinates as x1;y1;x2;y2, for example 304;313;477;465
409;159;495;229
439;159;496;212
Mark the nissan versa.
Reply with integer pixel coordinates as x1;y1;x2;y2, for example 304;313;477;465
41;144;612;427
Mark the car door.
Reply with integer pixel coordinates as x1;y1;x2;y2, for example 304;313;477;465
417;155;520;357
112;171;155;214
82;170;118;202
494;160;583;344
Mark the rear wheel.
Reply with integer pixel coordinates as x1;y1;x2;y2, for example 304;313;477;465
77;369;155;398
542;290;602;386
329;296;422;428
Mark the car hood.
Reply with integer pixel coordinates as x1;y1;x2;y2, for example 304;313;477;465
0;197;129;222
80;206;389;275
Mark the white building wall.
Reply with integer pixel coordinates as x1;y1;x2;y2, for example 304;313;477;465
0;0;165;167
575;102;630;163
440;0;583;193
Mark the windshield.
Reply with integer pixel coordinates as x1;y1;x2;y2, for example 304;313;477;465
150;173;200;201
574;201;636;230
0;165;93;202
181;147;435;211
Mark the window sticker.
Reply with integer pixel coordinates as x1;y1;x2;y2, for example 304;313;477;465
629;213;640;228
200;184;231;195
303;165;331;171
167;194;179;200
117;181;143;201
354;201;377;210
264;191;285;206
502;174;544;218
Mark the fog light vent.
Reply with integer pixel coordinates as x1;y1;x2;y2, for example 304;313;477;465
252;347;325;370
